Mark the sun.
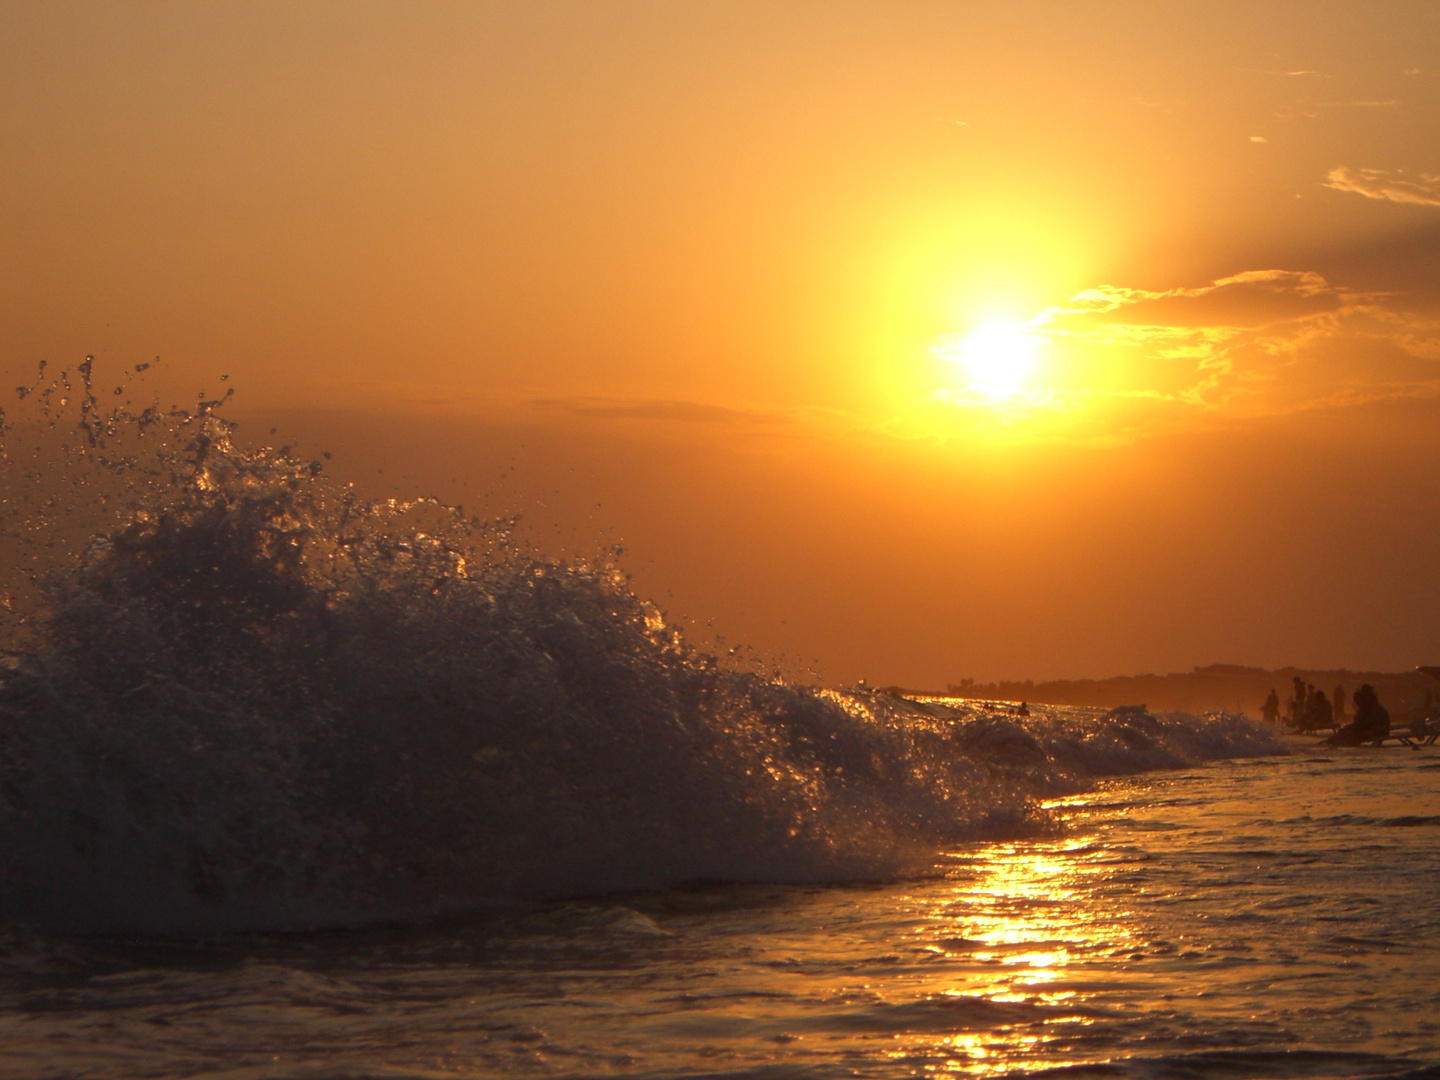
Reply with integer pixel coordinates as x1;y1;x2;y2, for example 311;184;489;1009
944;320;1039;400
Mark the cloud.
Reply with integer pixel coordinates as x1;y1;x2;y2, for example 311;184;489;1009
531;397;790;427
1324;167;1440;207
1048;270;1339;331
1276;100;1397;120
930;267;1440;440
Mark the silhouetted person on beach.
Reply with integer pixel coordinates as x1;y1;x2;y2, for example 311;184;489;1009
1333;684;1346;724
1261;689;1281;724
1328;684;1389;746
1017;701;1030;716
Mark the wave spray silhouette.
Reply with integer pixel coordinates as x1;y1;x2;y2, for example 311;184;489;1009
0;360;1282;933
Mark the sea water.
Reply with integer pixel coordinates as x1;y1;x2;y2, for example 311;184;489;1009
1;366;1435;1077
0;743;1435;1079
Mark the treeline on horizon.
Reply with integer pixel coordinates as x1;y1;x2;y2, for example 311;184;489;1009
893;664;1440;720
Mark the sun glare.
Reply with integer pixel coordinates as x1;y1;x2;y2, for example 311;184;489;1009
946;321;1039;400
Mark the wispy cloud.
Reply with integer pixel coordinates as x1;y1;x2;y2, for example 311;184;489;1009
531;396;791;427
1324;167;1440;207
933;267;1440;440
1276;99;1397;120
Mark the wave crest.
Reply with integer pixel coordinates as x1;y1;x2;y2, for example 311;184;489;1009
0;374;1282;933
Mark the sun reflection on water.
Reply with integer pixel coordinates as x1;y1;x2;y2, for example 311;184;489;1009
884;820;1143;1070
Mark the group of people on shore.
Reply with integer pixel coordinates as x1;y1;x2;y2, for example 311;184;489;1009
1260;678;1391;745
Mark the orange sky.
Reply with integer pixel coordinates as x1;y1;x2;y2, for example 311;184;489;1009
4;2;1440;684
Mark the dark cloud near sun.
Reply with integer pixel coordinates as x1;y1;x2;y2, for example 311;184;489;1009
1300;223;1440;300
1000;266;1440;434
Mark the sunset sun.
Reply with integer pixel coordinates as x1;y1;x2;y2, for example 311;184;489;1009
939;319;1041;400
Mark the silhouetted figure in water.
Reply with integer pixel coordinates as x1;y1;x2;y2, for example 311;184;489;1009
1288;677;1307;727
1016;702;1030;716
1333;684;1346;724
1328;684;1390;746
1302;688;1332;732
1261;689;1281;724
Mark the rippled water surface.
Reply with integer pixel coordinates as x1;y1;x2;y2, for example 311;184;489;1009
2;743;1436;1080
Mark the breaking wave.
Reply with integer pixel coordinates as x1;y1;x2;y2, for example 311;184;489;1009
0;360;1284;933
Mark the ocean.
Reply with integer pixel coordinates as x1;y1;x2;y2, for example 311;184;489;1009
1;372;1436;1078
1;740;1435;1079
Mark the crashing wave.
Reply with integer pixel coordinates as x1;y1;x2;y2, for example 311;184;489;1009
0;361;1285;933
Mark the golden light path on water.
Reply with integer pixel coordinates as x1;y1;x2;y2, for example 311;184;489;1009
896;824;1137;1075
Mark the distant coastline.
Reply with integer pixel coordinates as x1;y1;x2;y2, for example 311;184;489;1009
885;664;1440;720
